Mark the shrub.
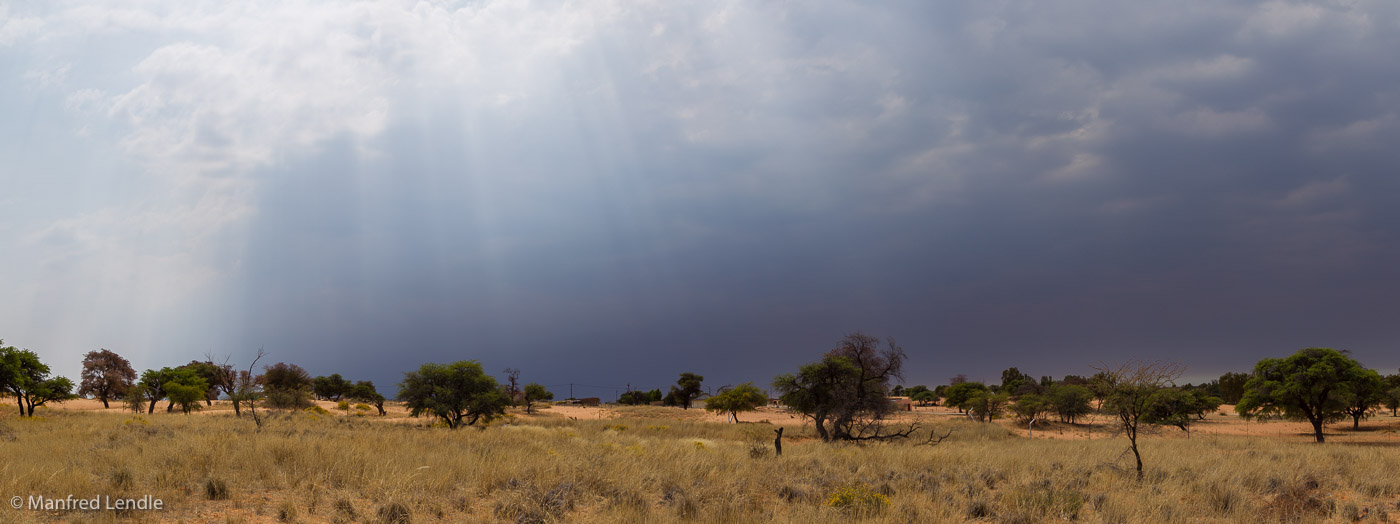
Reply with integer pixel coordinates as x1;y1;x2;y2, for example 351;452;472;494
204;478;230;500
826;483;890;511
377;502;412;524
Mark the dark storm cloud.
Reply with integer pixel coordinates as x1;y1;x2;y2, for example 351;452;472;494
17;1;1389;392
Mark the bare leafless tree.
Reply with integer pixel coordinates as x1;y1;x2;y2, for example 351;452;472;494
503;368;522;404
205;352;242;416
228;349;265;427
1094;361;1184;480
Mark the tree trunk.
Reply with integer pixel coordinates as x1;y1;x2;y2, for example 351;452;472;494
773;428;783;457
148;397;157;414
1129;434;1142;480
232;399;242;417
15;395;22;416
101;396;110;409
1353;414;1361;429
1311;418;1325;443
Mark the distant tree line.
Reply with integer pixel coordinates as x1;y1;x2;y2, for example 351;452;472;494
6;334;1399;457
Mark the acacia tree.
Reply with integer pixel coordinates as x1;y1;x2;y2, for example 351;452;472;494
1217;372;1249;404
78;349;137;409
1338;368;1385;429
139;367;207;413
1236;348;1374;443
312;374;352;401
671;373;705;410
1096;361;1184;480
1143;388;1222;435
136;369;168;414
943;382;988;413
262;362;314;410
1385;387;1400;417
399;360;510;429
618;389;662;405
522;383;553;414
964;391;1009;422
1;344;77;417
773;332;910;441
180;360;222;405
1046;383;1093;423
166;379;208;414
205;354;242;416
347;380;387;415
123;383;150;413
705;382;766;423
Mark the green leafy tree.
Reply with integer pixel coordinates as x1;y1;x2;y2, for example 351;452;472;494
1338;368;1385;429
1009;393;1047;424
910;389;938;406
1046;384;1093;423
313;374;352;401
1236;348;1376;443
1088;371;1114;409
399;361;510;429
772;332;909;441
1000;367;1036;397
1217;372;1249;404
180;360;222;405
78;349;137;409
123;384;150;413
964;391;1009;422
137;368;172;414
262;362;314;410
1142;388;1221;434
165;378;209;414
618;389;662;405
139;367;207;413
347;380;387;415
0;344;77;417
1385;387;1400;417
1188;390;1224;419
671;373;705;410
523;383;553;413
943;382;988;413
705;382;766;423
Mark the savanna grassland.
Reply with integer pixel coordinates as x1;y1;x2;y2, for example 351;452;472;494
4;400;1400;523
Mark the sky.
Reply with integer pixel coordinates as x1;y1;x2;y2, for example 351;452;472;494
3;1;1399;398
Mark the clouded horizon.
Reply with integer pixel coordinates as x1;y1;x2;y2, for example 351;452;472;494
4;1;1399;396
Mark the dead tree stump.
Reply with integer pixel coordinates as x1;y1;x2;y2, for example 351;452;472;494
774;427;783;457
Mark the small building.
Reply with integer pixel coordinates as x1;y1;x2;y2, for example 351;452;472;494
578;397;601;407
889;396;913;411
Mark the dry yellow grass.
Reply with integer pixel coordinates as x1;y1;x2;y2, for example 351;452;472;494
3;399;1400;523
